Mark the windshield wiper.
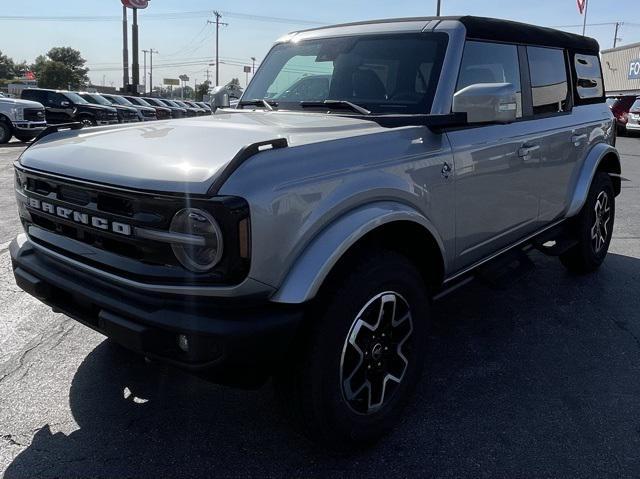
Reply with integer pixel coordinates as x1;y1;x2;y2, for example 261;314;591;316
299;100;371;115
238;99;278;111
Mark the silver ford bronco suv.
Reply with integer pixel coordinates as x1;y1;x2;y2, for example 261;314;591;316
10;16;620;448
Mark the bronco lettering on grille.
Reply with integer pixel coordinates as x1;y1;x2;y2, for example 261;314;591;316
27;197;132;236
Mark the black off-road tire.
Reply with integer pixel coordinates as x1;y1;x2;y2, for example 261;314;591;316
0;120;12;144
560;171;615;274
275;249;430;450
13;132;37;143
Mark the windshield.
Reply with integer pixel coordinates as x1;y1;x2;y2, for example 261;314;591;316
62;92;88;104
175;100;190;108
162;99;181;108
243;33;448;114
81;93;112;106
106;95;133;106
131;97;151;106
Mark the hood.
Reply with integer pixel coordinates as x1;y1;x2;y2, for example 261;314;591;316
19;110;387;194
111;104;138;113
0;98;44;109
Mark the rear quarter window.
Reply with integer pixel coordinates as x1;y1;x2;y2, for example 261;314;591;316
574;53;604;100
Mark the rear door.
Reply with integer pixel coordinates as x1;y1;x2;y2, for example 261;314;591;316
447;41;543;270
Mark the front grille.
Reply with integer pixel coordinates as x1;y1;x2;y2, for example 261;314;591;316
15;168;251;285
24;108;46;122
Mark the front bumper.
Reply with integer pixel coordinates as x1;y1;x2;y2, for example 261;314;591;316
625;121;640;131
14;121;47;132
10;234;304;378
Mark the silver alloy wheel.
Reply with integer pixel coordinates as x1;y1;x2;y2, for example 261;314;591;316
340;291;413;415
81;118;94;128
591;190;611;253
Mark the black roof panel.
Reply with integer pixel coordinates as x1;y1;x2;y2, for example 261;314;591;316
296;16;599;53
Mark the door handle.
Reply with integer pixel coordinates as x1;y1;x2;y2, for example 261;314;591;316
571;133;588;145
518;143;540;158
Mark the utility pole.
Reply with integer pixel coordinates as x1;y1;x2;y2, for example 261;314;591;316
582;0;589;36
148;48;158;96
142;49;148;94
208;11;228;86
205;69;210;84
131;8;140;94
613;22;622;48
251;57;256;73
122;6;129;91
436;0;441;16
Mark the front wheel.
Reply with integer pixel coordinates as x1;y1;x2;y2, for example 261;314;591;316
275;250;429;450
560;171;615;273
14;132;38;143
0;121;12;144
79;116;97;128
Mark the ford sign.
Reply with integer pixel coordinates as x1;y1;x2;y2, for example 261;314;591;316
629;59;640;80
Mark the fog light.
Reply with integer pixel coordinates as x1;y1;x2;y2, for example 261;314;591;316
177;334;189;352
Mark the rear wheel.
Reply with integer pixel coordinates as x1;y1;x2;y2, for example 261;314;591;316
0;120;12;144
560;171;615;273
275;250;430;450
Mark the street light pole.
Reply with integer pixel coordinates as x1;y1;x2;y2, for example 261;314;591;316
122;6;129;91
132;8;140;93
142;49;148;94
149;48;157;96
436;0;441;16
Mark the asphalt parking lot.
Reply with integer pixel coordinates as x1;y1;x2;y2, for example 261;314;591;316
0;137;639;478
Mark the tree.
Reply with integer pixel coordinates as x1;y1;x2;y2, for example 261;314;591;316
0;51;15;80
34;47;89;89
195;81;211;101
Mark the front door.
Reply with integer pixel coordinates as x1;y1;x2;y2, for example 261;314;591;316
447;41;542;270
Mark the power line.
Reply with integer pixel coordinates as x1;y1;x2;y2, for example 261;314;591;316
0;10;325;25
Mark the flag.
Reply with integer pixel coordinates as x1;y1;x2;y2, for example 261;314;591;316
577;0;586;14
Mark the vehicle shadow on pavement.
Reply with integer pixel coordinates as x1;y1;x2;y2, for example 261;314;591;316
4;252;640;478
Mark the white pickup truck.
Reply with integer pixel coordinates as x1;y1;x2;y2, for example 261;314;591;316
0;93;47;143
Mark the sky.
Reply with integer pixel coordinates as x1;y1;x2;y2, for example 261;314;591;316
2;0;640;90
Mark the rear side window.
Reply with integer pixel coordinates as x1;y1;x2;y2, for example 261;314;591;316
22;89;44;102
527;46;570;115
456;41;522;118
574;54;604;99
631;99;640;111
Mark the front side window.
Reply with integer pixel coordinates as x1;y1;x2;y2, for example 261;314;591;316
244;33;448;114
527;46;570;115
62;92;88;105
456;41;522;118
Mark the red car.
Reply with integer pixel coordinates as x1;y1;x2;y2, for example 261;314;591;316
607;95;637;134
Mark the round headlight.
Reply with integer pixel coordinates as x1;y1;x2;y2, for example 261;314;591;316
170;208;223;272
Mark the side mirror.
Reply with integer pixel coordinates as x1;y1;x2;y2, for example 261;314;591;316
60;101;70;107
210;86;230;111
452;83;518;124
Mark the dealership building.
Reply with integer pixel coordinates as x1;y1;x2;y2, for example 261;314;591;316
601;42;640;97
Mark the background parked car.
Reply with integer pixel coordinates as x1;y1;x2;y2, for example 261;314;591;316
124;96;168;120
624;97;640;134
154;98;188;118
21;88;118;127
100;94;143;123
607;95;637;134
170;100;199;117
183;100;208;115
195;101;213;114
0;94;46;143
78;92;138;123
